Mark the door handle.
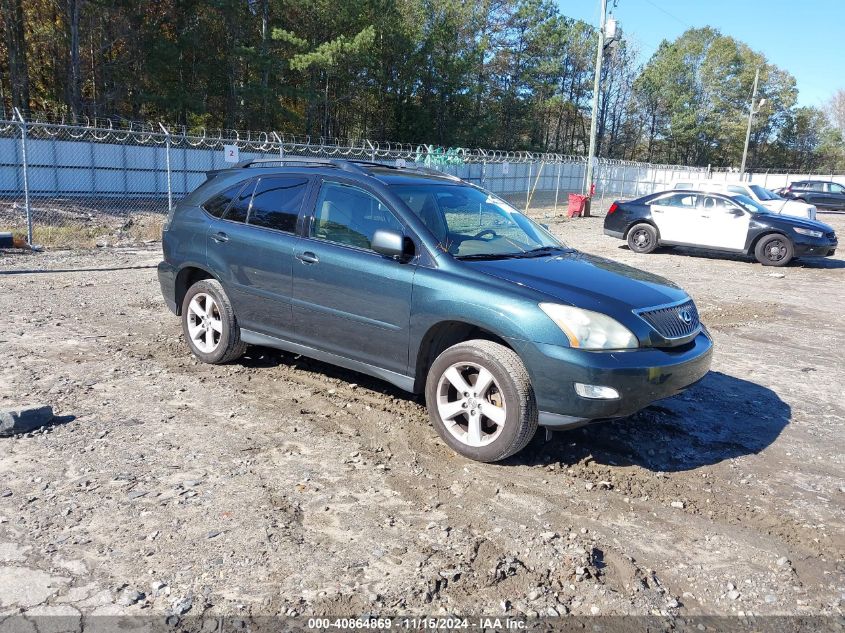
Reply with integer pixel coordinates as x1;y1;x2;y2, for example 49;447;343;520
211;231;229;243
296;251;319;264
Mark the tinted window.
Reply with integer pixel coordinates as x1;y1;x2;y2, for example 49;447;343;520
249;176;308;233
828;183;845;194
203;183;243;218
224;180;256;223
808;182;825;191
312;182;403;250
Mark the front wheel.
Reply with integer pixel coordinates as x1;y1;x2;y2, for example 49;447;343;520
755;234;794;266
425;340;538;462
627;223;659;254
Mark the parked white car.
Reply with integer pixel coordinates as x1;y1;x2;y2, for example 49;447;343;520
672;180;817;220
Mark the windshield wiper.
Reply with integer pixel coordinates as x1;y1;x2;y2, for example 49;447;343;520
455;252;525;260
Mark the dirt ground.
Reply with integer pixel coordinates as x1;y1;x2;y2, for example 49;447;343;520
0;205;843;623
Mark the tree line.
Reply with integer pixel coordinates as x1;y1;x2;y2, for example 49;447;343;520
2;0;844;171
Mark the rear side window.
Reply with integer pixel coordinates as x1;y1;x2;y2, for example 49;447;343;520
727;185;747;195
248;176;309;233
224;180;256;223
202;183;243;218
655;193;698;208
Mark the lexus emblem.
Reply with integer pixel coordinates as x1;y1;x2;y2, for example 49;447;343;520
678;309;693;325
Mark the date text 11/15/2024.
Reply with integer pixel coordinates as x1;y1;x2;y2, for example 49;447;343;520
307;617;527;630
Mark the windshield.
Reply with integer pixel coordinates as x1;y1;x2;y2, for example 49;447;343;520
390;184;564;258
730;194;770;213
749;184;781;201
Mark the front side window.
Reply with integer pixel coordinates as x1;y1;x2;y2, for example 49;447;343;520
391;184;561;258
827;182;845;194
700;196;728;211
312;182;403;251
224;180;256;223
248;176;309;233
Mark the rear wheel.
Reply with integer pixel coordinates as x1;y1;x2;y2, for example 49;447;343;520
425;340;538;462
755;234;794;266
627;223;659;254
181;279;247;363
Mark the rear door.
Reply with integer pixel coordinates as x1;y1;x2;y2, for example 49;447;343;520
695;196;750;250
206;174;311;338
291;179;417;375
649;192;701;243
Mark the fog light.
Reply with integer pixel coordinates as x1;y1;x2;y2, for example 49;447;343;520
574;383;619;399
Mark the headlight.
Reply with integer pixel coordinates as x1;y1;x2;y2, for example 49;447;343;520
539;303;638;350
794;227;823;238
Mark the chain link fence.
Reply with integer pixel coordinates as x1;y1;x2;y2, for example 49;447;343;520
13;111;839;248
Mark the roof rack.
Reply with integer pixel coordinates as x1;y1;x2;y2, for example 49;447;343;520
233;157;368;173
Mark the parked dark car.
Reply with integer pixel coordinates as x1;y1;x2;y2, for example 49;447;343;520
159;158;712;462
781;180;845;211
603;190;837;266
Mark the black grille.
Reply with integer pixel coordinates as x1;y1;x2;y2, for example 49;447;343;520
637;300;700;340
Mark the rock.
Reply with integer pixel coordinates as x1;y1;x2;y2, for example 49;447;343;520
776;556;789;567
727;590;741;600
206;530;221;539
539;531;558;542
171;594;193;615
584;482;594;491
117;588;145;606
1;490;11;498
590;606;600;615
527;589;541;601
666;598;680;608
0;405;54;437
670;501;685;509
765;594;777;604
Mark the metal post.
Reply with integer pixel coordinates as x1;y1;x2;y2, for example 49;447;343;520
740;68;760;177
14;108;33;244
584;0;608;196
553;160;562;216
481;160;486;189
525;162;532;211
159;123;173;213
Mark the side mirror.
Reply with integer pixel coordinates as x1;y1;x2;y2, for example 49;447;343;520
372;229;408;259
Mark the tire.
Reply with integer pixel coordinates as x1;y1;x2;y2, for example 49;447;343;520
424;339;538;462
627;223;659;254
754;233;794;267
181;278;247;364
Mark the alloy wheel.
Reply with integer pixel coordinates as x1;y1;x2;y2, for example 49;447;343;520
187;292;223;353
436;361;507;447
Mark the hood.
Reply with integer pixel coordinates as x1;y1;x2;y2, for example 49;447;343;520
463;250;688;313
757;212;834;233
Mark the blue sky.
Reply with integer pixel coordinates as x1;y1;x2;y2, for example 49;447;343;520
558;0;843;108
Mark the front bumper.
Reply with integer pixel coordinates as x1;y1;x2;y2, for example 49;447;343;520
793;236;837;258
507;331;713;428
158;261;178;314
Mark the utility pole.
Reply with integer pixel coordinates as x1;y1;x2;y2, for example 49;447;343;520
741;68;765;178
584;0;620;202
584;0;607;200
